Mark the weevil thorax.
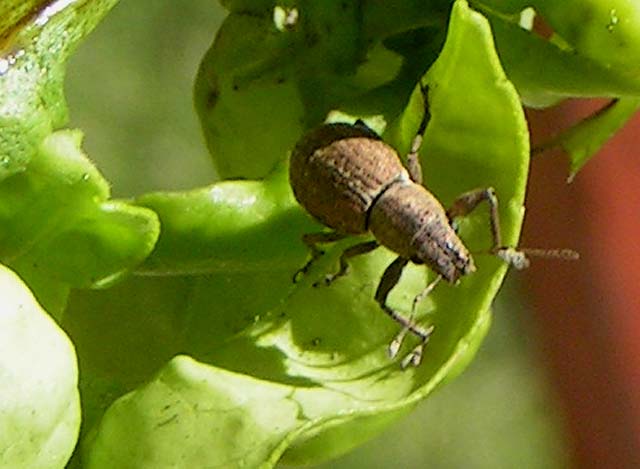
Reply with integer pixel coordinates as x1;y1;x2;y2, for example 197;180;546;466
368;182;476;283
290;123;408;235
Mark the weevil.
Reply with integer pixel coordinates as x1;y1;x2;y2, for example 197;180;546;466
289;87;576;367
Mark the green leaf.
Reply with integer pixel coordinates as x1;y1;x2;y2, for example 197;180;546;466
0;0;159;321
194;12;305;179
72;1;529;466
0;0;118;181
533;0;640;75
0;263;80;469
5;0;639;467
476;0;640;76
536;98;640;178
484;11;640;107
83;356;305;468
194;1;446;179
0;129;160;317
135;163;310;275
567;98;640;176
472;1;640;176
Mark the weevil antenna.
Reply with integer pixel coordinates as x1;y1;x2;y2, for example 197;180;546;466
518;247;580;260
472;247;579;270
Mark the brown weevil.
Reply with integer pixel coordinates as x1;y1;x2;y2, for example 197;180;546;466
289;86;577;367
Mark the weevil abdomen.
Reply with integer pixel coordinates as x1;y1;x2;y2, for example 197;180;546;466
368;182;475;283
290;123;408;234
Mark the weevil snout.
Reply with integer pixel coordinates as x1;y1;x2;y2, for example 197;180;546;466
411;228;476;283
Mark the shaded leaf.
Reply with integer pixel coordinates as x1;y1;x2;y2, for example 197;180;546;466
485;11;640;107
535;98;640;178
566;98;640;177
477;0;640;75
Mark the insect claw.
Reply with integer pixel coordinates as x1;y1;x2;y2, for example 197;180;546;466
400;325;434;368
388;320;434;366
388;326;410;359
401;344;424;368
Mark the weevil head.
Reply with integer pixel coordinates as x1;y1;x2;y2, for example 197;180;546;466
411;227;476;284
435;249;476;284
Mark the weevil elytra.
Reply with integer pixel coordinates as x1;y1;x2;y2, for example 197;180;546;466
289;87;577;367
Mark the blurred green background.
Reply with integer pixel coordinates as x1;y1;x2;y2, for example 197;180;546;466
65;1;570;467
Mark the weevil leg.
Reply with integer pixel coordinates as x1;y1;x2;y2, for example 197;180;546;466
406;83;431;185
314;240;379;287
447;188;580;269
411;275;442;315
293;231;349;282
375;256;434;367
446;187;531;269
447;187;503;247
388;275;441;367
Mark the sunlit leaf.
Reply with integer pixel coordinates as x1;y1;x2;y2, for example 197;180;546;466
0;264;79;469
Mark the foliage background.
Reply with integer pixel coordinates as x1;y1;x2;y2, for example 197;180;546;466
65;1;569;467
